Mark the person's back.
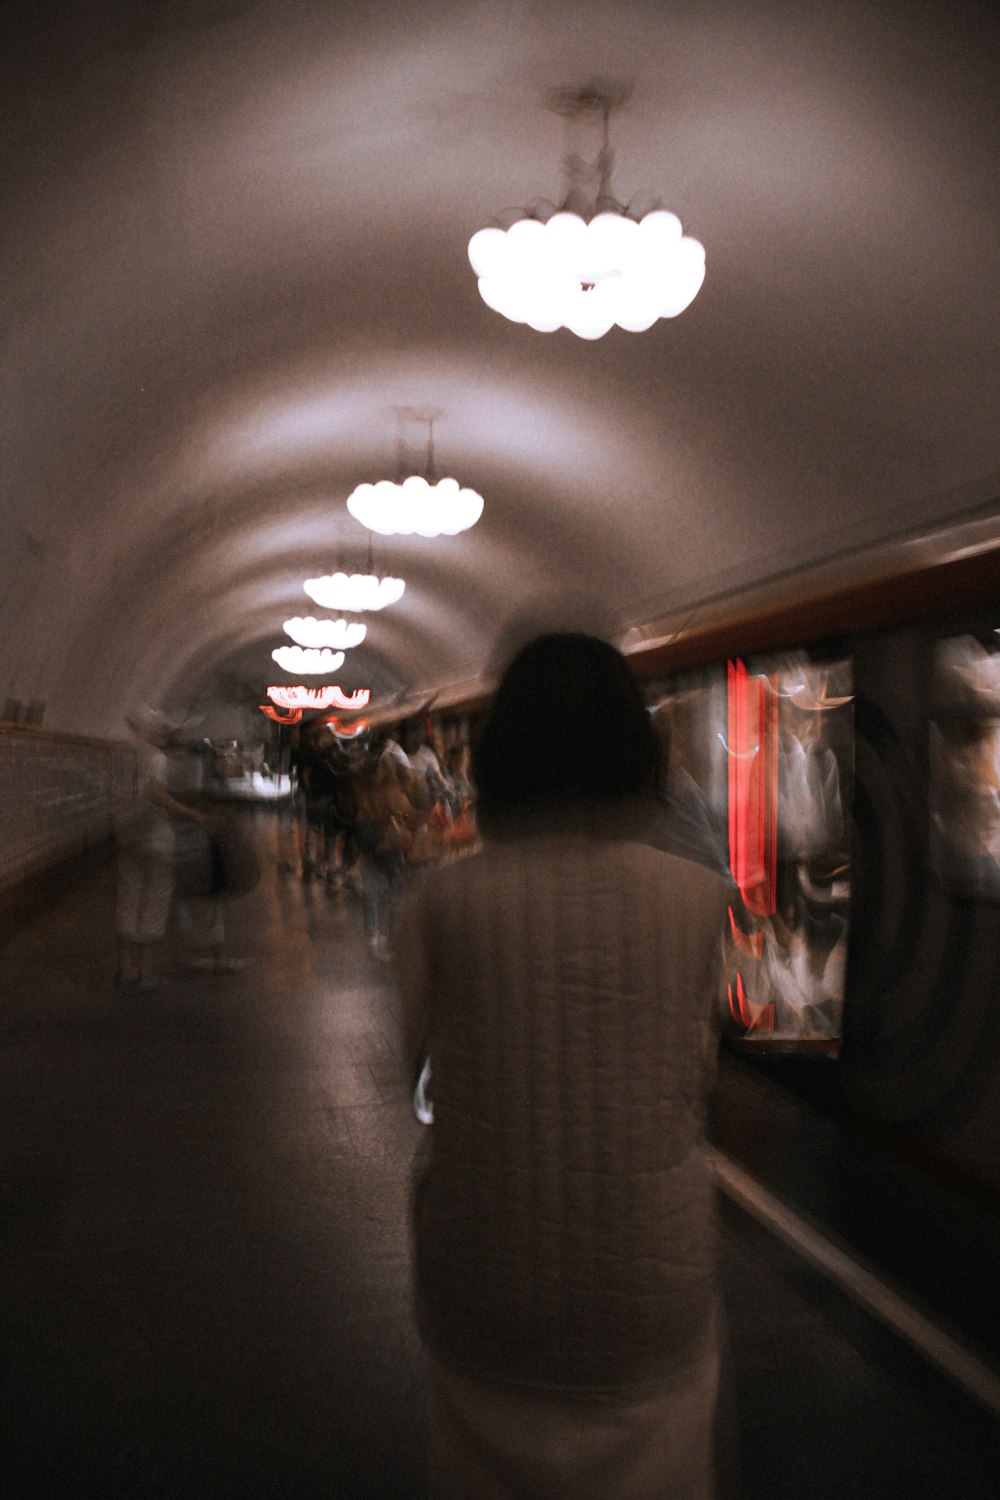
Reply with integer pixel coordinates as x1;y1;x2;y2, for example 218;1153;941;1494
401;821;726;1391
394;631;733;1499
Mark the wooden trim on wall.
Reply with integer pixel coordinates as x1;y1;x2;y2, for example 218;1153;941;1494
630;543;1000;681
436;538;1000;716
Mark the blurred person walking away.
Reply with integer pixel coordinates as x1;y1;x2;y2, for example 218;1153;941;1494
399;718;453;877
402;718;447;800
322;732;363;895
297;720;338;880
440;743;473;820
395;633;737;1500
380;727;411;773
115;708;211;992
166;729;247;976
273;723;299;876
355;744;415;959
435;743;479;862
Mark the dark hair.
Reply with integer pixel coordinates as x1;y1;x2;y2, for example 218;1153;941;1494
471;632;658;822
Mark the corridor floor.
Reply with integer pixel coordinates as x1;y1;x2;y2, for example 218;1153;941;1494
1;810;427;1498
2;808;998;1498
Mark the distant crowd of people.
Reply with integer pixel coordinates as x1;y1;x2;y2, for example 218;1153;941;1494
288;716;478;958
114;708;478;988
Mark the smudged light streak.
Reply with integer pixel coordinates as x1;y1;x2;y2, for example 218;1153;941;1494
727;659;778;917
260;704;303;724
727;973;775;1032
322;714;368;738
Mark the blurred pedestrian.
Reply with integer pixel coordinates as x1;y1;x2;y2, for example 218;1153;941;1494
115;708;210;991
167;728;247;975
355;749;415;958
395;632;733;1499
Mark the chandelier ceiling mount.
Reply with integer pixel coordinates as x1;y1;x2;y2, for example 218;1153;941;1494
468;82;705;340
346;411;483;537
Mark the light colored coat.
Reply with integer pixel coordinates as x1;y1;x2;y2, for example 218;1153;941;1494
395;807;729;1395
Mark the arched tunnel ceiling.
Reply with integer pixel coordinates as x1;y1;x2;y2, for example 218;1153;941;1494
4;0;999;734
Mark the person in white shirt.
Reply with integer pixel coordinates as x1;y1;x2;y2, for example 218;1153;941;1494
115;709;209;991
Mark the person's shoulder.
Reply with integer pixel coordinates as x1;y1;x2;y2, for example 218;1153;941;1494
618;838;729;897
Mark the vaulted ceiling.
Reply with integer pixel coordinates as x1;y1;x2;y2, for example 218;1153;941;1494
4;0;999;735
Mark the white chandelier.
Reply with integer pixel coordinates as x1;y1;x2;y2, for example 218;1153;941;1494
346;415;483;538
468;85;704;340
347;474;483;537
282;616;367;649
267;685;370;710
303;571;405;613
469;210;704;340
272;645;345;675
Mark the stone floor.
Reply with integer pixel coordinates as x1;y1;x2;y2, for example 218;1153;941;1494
2;807;998;1498
1;810;426;1498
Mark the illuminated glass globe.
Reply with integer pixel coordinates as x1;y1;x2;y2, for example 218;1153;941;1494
267;685;370;710
282;617;367;649
468;209;705;340
303;572;405;612
347;474;483;537
272;646;345;675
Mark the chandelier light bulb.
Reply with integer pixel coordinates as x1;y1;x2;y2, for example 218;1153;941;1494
282;616;367;649
303;571;405;612
267;685;371;711
468;209;705;339
346;474;483;537
272;646;345;675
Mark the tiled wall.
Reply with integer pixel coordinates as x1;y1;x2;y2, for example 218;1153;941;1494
0;727;136;891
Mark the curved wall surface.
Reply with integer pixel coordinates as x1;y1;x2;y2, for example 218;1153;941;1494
3;0;1000;739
